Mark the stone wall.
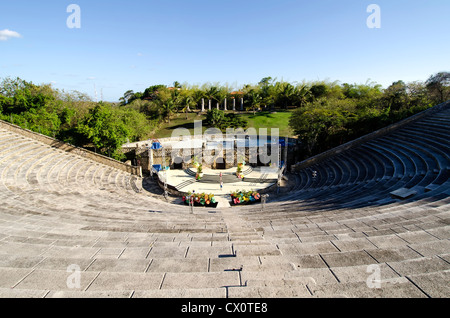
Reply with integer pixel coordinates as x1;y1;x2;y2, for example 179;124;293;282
129;135;298;173
0;119;142;177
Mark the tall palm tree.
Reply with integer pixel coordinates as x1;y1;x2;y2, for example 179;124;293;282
204;86;221;108
258;78;276;110
156;87;177;123
246;89;262;115
275;82;295;109
294;84;312;108
179;92;196;119
161;98;176;123
191;89;206;111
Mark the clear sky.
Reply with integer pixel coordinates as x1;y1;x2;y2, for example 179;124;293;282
1;0;449;101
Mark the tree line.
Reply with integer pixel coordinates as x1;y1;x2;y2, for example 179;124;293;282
0;72;448;162
290;72;449;158
0;77;156;160
120;72;449;159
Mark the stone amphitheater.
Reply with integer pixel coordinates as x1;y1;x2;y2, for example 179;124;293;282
0;102;449;299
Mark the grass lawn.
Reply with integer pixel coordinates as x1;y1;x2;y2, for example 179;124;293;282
149;113;206;139
240;111;294;137
150;110;295;139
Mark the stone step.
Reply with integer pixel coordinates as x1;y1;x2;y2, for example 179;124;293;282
0;104;449;298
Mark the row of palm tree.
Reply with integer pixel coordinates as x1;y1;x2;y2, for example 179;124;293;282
119;73;449;124
121;77;317;117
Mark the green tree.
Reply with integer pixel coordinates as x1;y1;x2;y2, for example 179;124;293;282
274;81;296;109
157;87;178;123
178;89;196;119
118;107;155;141
0;77;63;136
289;99;354;156
407;81;432;110
383;80;409;112
77;103;130;159
191;88;206;111
295;84;312;108
119;90;135;105
223;113;248;130
204;86;221;106
245;89;262;114
142;85;166;100
205;109;247;131
258;77;276;109
309;83;328;100
205;108;225;128
426;72;450;104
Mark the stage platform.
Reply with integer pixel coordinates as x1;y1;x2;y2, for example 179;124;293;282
158;166;279;196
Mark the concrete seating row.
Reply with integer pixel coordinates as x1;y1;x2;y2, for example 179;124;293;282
0;105;448;298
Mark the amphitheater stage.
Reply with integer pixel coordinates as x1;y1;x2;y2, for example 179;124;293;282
158;166;279;196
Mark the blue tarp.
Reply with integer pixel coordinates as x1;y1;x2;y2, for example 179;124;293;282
152;164;162;172
151;142;162;150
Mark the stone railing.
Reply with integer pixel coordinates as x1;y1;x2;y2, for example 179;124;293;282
291;100;450;172
0;119;142;177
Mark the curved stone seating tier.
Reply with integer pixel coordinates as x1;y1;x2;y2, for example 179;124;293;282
271;106;449;211
0;103;449;298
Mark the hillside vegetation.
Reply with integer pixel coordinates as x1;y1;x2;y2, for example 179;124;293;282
0;73;448;161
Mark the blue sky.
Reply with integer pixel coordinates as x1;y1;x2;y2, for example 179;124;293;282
1;0;449;102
